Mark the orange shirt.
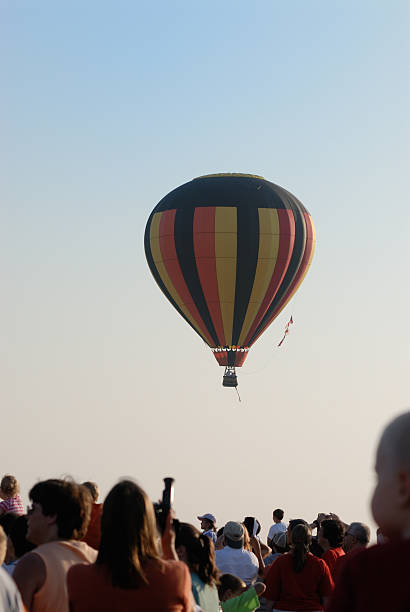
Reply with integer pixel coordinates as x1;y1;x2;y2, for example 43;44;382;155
31;540;97;612
67;559;192;612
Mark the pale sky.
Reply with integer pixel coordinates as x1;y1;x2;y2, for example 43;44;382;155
2;0;409;540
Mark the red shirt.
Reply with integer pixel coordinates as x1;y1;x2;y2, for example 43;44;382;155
326;540;410;612
264;551;334;611
81;503;102;550
67;558;192;612
321;547;345;579
333;546;363;581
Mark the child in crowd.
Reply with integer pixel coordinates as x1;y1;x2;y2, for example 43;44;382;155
0;476;24;516
218;573;265;611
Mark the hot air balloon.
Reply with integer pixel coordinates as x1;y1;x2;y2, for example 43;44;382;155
144;173;315;388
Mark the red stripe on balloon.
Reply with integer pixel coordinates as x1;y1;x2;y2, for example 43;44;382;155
193;207;226;346
158;210;214;346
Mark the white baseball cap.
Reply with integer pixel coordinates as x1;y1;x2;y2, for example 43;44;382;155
197;513;216;524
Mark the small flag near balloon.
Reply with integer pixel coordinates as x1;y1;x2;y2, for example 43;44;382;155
278;316;294;347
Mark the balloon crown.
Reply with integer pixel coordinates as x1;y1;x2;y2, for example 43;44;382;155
194;172;265;180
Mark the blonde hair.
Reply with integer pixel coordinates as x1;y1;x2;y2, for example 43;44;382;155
218;573;246;601
242;522;251;550
1;475;19;497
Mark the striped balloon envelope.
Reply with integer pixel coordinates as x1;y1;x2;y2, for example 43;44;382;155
144;173;315;387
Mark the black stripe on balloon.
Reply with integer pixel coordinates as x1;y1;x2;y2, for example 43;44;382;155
232;204;260;345
173;208;219;347
228;351;236;367
143;214;207;343
154;176;293;213
248;196;307;344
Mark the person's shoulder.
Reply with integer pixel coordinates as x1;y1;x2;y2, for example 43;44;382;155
348;540;410;568
159;558;190;578
243;548;258;561
274;551;290;563
68;561;94;578
67;561;95;587
322;547;337;561
307;553;329;569
62;539;98;562
12;550;46;594
14;550;45;571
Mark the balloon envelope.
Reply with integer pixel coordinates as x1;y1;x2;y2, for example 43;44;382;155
144;174;315;367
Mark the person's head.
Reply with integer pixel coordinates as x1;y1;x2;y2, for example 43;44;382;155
286;518;308;545
271;530;287;553
243;516;261;539
82;481;99;503
343;522;370;553
318;519;345;550
0;526;7;565
290;523;312;573
242;522;251;550
223;521;244;549
27;479;91;545
8;515;36;559
273;508;284;523
0;475;19;499
218;573;246;602
97;479;161;588
376;527;388;545
371;411;410;539
215;527;225;550
175;522;219;586
197;513;216;532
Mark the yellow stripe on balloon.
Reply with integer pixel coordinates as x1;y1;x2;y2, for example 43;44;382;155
238;209;281;345
214;207;237;346
149;212;210;343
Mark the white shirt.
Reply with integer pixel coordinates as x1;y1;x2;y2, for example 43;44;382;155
215;546;259;585
0;567;24;612
267;522;287;540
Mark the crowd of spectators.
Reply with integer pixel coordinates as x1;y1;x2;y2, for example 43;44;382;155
0;410;409;611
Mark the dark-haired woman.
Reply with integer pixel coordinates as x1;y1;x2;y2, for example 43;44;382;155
175;523;220;612
243;516;271;560
318;519;345;579
67;480;192;611
262;524;334;612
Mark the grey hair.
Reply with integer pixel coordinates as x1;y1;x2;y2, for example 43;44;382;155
348;522;370;544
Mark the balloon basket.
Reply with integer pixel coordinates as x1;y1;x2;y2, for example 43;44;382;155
223;366;238;388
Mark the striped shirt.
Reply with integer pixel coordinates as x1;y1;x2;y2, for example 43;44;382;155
0;495;24;516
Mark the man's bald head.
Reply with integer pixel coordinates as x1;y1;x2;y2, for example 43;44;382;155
371;410;410;539
378;411;410;470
